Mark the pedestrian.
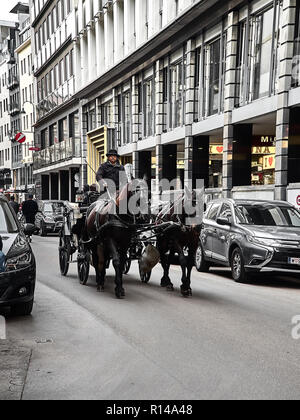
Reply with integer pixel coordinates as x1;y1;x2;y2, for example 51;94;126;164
9;195;19;215
22;194;39;225
96;149;127;193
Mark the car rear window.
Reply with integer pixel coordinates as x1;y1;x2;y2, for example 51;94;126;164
0;200;18;233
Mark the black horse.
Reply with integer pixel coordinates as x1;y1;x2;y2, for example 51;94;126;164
154;189;201;297
84;181;146;299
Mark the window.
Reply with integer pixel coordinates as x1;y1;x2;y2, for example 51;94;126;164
122;91;131;144
252;8;274;99
143;78;154;137
170;60;185;128
207;203;221;221
219;203;233;223
205;38;221;116
194;47;201;120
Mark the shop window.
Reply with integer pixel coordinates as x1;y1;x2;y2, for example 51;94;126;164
251;135;276;185
209;138;223;188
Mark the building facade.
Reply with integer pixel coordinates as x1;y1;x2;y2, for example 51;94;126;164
30;0;81;202
12;2;35;199
0;19;19;193
31;0;300;207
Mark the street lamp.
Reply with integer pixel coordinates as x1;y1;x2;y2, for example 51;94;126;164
20;100;35;122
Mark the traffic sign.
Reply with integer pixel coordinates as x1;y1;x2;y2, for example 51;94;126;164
15;132;26;144
29;147;41;151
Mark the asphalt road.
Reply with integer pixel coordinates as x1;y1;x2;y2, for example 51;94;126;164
3;236;300;400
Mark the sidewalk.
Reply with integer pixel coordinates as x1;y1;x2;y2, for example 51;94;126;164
0;340;32;400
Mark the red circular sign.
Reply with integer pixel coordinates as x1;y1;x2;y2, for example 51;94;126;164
15;132;26;143
297;195;300;206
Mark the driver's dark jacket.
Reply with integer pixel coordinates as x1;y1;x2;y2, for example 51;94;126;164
96;161;126;191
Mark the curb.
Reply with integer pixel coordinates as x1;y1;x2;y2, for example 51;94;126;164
0;340;32;400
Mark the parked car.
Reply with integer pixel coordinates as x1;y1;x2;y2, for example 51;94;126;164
35;201;65;236
0;195;36;316
195;199;300;283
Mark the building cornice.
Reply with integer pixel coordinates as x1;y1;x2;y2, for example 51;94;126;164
75;0;244;101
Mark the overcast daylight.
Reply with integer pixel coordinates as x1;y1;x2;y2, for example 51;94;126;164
1;0;300;406
0;0;17;22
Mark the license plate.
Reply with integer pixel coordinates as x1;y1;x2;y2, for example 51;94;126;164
288;257;300;265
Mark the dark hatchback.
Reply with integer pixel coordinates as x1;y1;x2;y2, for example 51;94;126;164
0;195;36;316
35;200;65;236
196;199;300;283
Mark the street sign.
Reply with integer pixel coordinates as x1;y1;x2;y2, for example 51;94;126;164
15;132;26;144
29;147;41;151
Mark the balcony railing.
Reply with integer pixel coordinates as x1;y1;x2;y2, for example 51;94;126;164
37;77;75;120
7;76;19;90
8;102;20;116
33;137;81;171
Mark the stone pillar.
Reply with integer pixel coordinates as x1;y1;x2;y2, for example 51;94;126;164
95;16;105;77
131;75;139;179
124;0;136;55
104;6;114;69
222;11;239;198
275;0;297;200
73;39;81;91
87;23;96;83
155;60;164;191
114;0;124;61
184;39;195;190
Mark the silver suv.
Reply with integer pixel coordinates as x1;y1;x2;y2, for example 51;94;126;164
195;199;300;282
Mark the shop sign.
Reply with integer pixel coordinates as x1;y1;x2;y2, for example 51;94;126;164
210;145;224;154
252;146;276;155
263;155;275;170
252;136;276;146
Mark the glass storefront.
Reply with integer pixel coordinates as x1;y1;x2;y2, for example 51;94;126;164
251;135;276;185
209;137;223;188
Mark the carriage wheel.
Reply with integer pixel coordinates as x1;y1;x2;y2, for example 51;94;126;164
59;235;71;277
78;246;90;285
139;264;151;283
123;254;131;275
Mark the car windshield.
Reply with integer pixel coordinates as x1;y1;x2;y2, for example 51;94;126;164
0;200;18;233
235;204;300;227
44;202;64;214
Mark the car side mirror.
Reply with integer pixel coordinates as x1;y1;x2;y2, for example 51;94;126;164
217;217;231;226
24;223;36;236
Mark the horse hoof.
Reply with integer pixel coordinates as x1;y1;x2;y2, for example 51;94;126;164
166;285;174;292
181;288;192;297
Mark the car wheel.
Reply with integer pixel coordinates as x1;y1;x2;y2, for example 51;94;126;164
195;244;210;272
231;248;248;283
11;299;34;316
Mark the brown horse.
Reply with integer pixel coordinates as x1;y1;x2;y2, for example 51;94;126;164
84;182;140;299
154;190;201;297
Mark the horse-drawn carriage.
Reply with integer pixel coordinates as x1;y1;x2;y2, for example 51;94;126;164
58;182;201;299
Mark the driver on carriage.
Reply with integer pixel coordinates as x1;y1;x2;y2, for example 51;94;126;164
96;149;127;195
